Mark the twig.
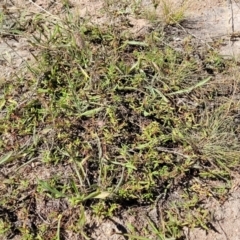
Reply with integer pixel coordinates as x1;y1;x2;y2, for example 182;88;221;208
28;0;61;20
156;147;189;159
228;0;235;33
217;221;230;240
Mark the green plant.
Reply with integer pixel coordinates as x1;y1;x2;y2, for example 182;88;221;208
0;1;240;239
159;0;189;25
0;219;11;235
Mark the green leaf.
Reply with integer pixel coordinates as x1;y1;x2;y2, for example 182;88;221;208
38;180;65;198
93;191;112;199
0;151;13;165
125;40;148;46
79;107;103;117
0;99;6;110
167;77;212;96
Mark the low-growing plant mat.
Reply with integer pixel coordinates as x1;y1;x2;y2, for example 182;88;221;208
1;1;240;239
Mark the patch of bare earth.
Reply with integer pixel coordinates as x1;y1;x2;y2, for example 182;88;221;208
186;177;240;240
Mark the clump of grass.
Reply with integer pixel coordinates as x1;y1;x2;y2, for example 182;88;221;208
159;0;189;25
0;1;240;239
142;8;159;23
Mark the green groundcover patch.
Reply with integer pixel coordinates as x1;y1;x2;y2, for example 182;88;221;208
0;9;240;239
